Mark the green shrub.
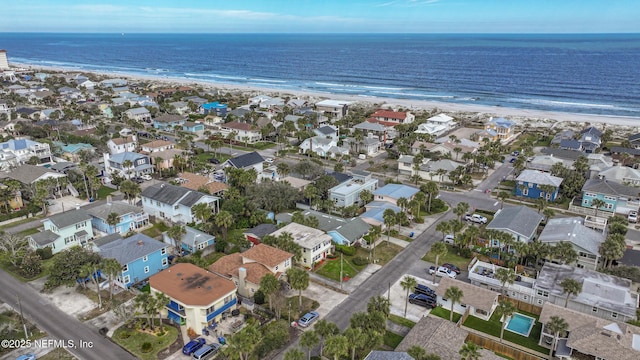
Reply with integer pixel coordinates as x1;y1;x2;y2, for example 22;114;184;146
118;330;130;339
140;342;152;353
36;247;53;260
253;290;265;305
460;247;473;259
335;244;356;256
351;256;369;266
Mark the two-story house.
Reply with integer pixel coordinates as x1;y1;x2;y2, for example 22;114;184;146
476;117;516;142
368;109;415;125
85;201;149;235
538;217;605;270
270;222;332;268
141;139;176;154
153;114;186;131
299;136;349;158
107;135;138;155
97;233;168;288
103;152;153;180
209;244;294;298
314;125;339;141
163;225;215;254
515;169;564;202
124;107;152;123
219;121;261;144
0;139;53;166
27;209;94;254
486;206;544;244
141;182;220;224
425;113;456;129
581;178;640;215
372;184;419;206
315;99;352;120
328;170;378;208
223;151;265;174
150;263;237;329
200;102;227;116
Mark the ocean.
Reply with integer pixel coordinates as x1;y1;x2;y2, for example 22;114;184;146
2;33;640;117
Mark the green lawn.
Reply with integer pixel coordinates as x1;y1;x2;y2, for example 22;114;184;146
463;311;548;354
112;324;179;360
0;215;44;231
142;222;169;239
17;227;41;237
0;254;56;282
97;186;117;200
388;314;416;329
422;244;471;269
0;310;46;355
383;330;404;349
430;306;462;323
315;243;402;282
315;257;359;282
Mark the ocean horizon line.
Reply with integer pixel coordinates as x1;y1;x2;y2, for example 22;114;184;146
2;32;640;36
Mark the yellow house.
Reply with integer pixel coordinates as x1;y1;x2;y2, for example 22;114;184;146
150;263;237;330
477;117;516;142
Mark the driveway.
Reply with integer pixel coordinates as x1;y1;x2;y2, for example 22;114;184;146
388;274;439;323
29;277;96;320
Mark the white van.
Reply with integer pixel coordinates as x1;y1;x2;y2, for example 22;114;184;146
192;344;219;360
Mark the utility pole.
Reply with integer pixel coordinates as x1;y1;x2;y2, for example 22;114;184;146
340;253;343;290
17;295;29;339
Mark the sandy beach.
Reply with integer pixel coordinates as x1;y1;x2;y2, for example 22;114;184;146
13;62;640;130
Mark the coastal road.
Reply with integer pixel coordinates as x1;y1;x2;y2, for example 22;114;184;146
0;270;136;360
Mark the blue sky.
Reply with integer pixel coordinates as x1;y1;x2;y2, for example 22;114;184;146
1;0;638;33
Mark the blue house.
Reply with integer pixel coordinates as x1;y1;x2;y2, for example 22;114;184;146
200;102;228;116
97;233;168;288
515;169;563;202
581;178;640;214
360;201;402;228
327;218;371;246
372;184;420;205
153;114;186;130
182;121;205;133
86;201;150;235
163;226;215;254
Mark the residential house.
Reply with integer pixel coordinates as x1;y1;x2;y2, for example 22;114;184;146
314;125;338;140
27;209;94;254
526;155;571;173
468;259;538;304
163;226;215;254
414;123;447;137
538;302;640;360
368;109;415;125
150;263;237;329
299;136;348;158
534;262;639;322
425;113;456;129
578;126;602;153
628;132;640;149
551;130;575;145
182;121;205;133
269;222;332;268
476;117;516;142
141;182;220;224
286;98;308;108
200;102;227;116
124;107;152;123
397;155;416;176
223;151;265;174
359;202;402;228
107;135;137;155
153;114;186;131
96;233;168;288
103;152;153;180
486;206;544;244
0;164;67;188
315;99;352;120
416;159;465;183
411;141;477;160
50;162;77;174
177;171;228;196
372;184;419;206
515;169;563;201
85;201;149;235
538;217;605;270
219;121;261;144
209;244;293;298
328;170;378;208
580;178;640;215
99;78;127;88
141;139;175;154
55;142;95;162
243;224;278;246
353;121;389;140
168;101;190;115
326;218;371;246
597;165;640;186
0;138;53;166
435;277;500;321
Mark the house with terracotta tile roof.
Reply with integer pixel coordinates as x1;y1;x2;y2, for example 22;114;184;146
150;263;237;329
369;109;415;125
141;139;175;153
208;244;293;298
219;121;261;144
178;171;228;196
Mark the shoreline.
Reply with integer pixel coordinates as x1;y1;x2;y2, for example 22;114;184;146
12;62;640;129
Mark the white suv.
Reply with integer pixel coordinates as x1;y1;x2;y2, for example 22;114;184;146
629;210;638;223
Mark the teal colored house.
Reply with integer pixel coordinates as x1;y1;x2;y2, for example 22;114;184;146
153;114;186;130
86;201;150;235
182;121;205;133
515;169;563;202
581;178;640;214
27;209;94;254
97;233;168;288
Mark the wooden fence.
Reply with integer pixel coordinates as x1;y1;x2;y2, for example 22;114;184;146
500;297;543;316
466;332;547;360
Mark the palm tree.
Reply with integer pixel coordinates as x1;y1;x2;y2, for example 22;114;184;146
324;335;348;360
590;198;607;217
134;292;155;330
560;278;582;308
260;273;280;311
284;348;305;360
553;241;578;265
407;345;427;360
214;210;234;241
435;221;452;241
367;296;391;323
420;181;439;212
167;225;187;254
191;202;212;224
430;242;448;282
315;320;339;358
498;191;509;209
276;162;290;178
154;292;170;332
496;299;516;342
459;341;481;360
122;159;133;179
101;258;122;300
397;197;409;212
343;327;366;360
106;212;120;234
546;316;569;360
300;330;319;360
154;156;163;178
81;263;103;309
383;208;396;244
495;268;517;297
444;286;464;322
225;324;261;360
453;202;469;221
400;276;418;317
412;191;427;220
287;267;309;307
543;208;555;223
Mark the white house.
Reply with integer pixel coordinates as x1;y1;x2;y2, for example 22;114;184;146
219;121;261;144
107;135;138;155
369;109;415;125
425;114;456;129
269;222;332;268
299;136;349;158
0;138;53;168
328;170;379;208
141;182;220;224
124;107;152;123
104;152;153;180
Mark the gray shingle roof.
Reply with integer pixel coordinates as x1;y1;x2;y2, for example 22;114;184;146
486;206;543;241
141;182;192;205
0;164;63;184
85;201;143;220
364;351;414;360
244;223;277;239
92;233;123;247
178;191;205;207
516;169;563;187
334;218;371;243
226;151;265;169
538;217;605;255
316;126;336;135
582;178;640;197
48;209;91;229
98;233;165;265
29;230;58;246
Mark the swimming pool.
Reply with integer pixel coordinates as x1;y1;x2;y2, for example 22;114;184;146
505;313;535;337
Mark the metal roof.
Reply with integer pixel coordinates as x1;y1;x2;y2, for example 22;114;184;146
98;233;166;266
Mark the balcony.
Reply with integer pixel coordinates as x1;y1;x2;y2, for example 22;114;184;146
166;301;185;316
206;298;237;322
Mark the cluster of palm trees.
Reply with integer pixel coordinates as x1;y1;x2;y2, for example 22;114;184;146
133;291;171;333
77;257;122;310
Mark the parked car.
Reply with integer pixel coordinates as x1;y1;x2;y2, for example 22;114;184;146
15;355;36;360
409;293;437;308
465;213;488;224
131;176;144;184
414;284;436;297
443;234;455;245
208;158;220;164
509;157;517;163
511;151;520;156
192;343;220;359
298;311;319;327
265;158;274;163
182;338;206;355
442;263;461;274
429;266;457;279
629;210;638;223
140;174;152;181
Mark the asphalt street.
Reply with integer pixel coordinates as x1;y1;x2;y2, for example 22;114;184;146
0;270;137;360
